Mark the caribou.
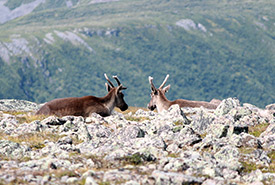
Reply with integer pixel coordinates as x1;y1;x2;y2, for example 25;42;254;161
148;74;220;112
36;74;128;117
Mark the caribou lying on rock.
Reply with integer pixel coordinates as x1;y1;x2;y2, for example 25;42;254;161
148;74;220;112
36;74;128;117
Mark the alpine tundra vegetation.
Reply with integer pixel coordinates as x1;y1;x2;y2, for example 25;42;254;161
0;0;274;108
0;98;274;184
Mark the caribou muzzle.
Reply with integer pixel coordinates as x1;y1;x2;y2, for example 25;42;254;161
120;103;129;111
147;104;156;111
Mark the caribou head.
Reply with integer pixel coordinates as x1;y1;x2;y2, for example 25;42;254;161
148;74;171;112
104;74;128;111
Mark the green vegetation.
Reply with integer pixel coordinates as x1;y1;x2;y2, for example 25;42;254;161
122;153;147;165
239;148;275;174
125;116;149;122
4;0;35;10
248;123;270;137
0;0;274;108
167;153;180;158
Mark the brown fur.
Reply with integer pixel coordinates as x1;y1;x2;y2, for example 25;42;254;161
36;76;128;117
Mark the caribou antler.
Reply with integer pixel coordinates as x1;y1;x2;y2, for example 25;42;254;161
149;76;157;92
112;75;121;86
104;73;115;88
159;74;170;89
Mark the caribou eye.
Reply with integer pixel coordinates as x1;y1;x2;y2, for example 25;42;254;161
154;91;158;95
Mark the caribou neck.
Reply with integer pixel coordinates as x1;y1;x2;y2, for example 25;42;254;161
99;89;116;112
156;91;172;113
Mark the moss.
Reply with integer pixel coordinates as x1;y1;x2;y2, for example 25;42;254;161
248;123;270;137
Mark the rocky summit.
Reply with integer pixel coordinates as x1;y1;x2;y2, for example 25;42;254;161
0;98;274;185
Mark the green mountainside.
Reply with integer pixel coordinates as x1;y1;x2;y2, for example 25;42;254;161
0;0;274;108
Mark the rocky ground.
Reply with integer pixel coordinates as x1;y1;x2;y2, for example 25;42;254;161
0;98;274;185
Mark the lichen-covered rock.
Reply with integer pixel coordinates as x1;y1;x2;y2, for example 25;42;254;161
215;98;240;116
190;108;216;134
228;106;252;121
0;98;274;184
0;114;19;134
0;99;39;111
214;145;241;170
0;140;30;158
266;103;275;110
151;170;205;185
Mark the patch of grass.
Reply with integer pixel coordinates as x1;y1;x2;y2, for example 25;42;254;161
240;150;275;174
240;161;258;173
98;182;111;185
248;123;270;137
5;178;29;185
16;114;49;124
0;132;62;150
3;111;28;115
120;153;154;166
69;151;81;157
123;153;144;165
267;151;275;160
238;147;255;155
200;133;207;139
125;116;149;122
167;153;180;158
240;160;275;174
0;153;32;162
3;111;48;124
173;120;184;126
31;143;46;150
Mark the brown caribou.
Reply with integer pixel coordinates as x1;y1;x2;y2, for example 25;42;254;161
36;74;128;117
148;74;220;112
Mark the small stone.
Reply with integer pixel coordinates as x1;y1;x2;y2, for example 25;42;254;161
85;176;98;185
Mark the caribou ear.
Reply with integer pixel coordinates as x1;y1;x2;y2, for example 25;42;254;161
162;85;171;93
105;83;111;92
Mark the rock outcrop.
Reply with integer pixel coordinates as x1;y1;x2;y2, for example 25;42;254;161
0;98;274;184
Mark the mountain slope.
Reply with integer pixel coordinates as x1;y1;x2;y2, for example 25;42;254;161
0;0;274;107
